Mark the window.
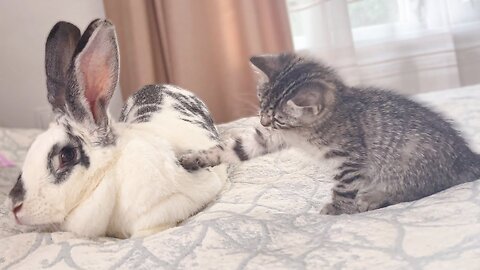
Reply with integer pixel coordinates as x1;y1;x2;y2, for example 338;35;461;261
287;0;480;46
286;0;480;93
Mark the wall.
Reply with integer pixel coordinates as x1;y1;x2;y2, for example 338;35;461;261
0;0;123;128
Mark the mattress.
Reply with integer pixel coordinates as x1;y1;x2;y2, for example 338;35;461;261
1;85;480;269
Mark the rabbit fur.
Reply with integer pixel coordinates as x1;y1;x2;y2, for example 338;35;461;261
6;19;227;238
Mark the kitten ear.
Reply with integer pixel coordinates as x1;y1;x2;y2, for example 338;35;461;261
249;54;282;80
290;87;323;108
288;84;335;115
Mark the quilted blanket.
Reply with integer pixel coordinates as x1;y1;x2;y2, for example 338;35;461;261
1;85;480;269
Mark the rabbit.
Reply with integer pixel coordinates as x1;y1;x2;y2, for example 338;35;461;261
5;19;227;238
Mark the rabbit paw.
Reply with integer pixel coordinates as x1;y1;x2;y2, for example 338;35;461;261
179;151;210;171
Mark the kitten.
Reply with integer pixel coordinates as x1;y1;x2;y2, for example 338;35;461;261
179;53;480;215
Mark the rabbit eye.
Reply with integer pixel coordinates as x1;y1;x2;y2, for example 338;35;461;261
59;146;78;168
47;135;90;184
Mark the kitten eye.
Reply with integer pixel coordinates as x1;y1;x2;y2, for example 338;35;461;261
58;146;78;168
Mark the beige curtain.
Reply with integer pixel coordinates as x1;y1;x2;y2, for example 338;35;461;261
103;0;293;123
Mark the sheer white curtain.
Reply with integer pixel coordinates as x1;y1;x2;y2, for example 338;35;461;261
287;0;480;94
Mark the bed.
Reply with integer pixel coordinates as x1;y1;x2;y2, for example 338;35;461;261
1;85;480;269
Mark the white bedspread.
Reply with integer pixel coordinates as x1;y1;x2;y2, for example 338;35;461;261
1;85;480;269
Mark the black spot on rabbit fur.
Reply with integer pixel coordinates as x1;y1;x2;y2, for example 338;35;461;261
9;174;25;205
135;105;161;117
120;85;164;123
133;85;164;107
165;89;218;139
120;84;218;139
233;139;249;161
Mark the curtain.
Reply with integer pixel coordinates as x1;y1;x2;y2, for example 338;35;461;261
103;0;293;123
287;0;480;95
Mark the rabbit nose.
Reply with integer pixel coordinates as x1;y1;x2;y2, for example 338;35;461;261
12;202;23;215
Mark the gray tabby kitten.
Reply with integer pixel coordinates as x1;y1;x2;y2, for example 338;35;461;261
179;53;480;215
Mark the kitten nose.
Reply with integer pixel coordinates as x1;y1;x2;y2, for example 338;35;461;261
260;115;272;126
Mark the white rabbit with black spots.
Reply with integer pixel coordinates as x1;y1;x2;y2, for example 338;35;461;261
6;19;227;238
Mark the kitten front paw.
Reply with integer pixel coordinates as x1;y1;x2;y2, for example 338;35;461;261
320;203;341;215
355;192;389;212
320;201;359;215
179;152;208;171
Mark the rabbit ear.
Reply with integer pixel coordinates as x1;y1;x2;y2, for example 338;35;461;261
45;22;81;113
69;19;119;129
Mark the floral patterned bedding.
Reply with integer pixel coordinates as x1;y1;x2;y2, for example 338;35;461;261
1;85;480;269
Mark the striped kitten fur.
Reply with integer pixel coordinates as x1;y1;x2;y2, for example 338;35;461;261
179;53;480;215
